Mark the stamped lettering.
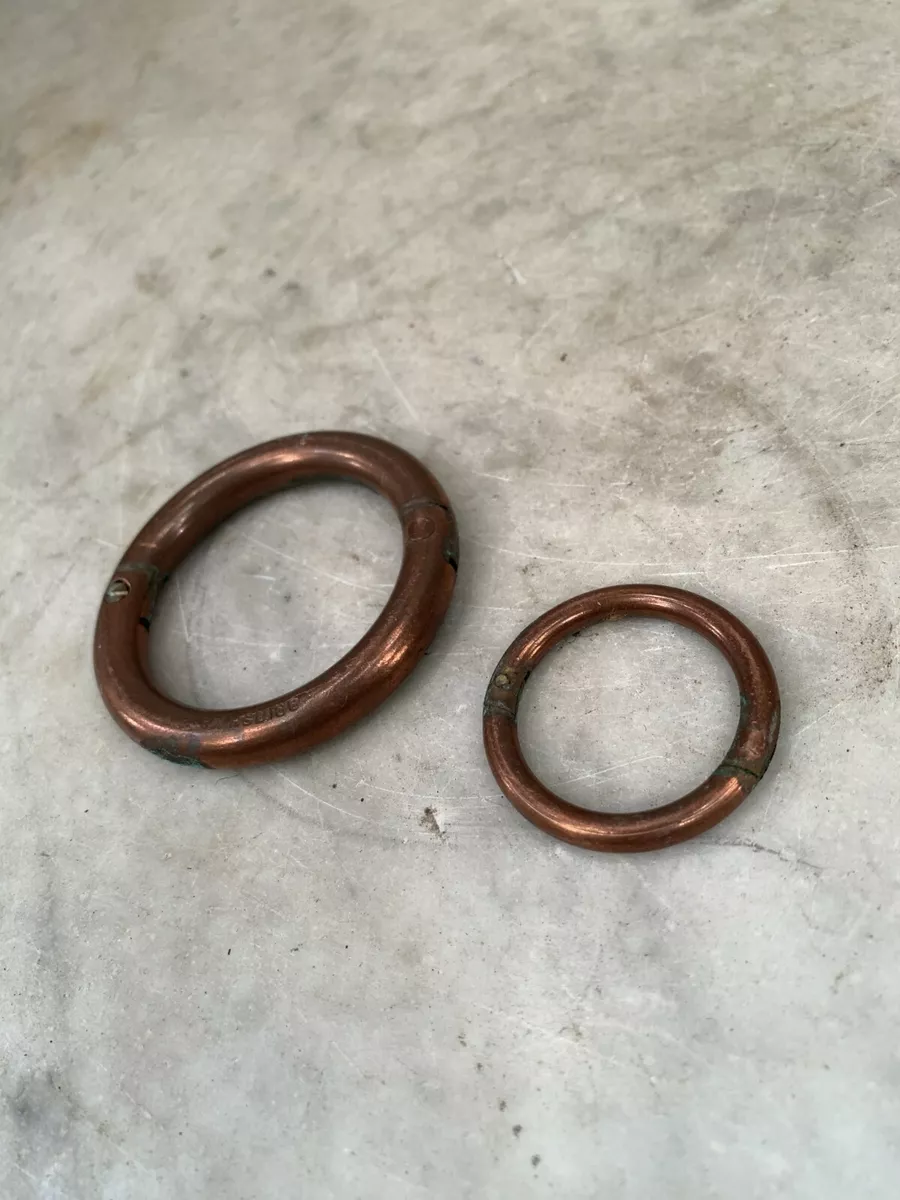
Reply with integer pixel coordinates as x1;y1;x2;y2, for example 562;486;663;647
229;699;300;728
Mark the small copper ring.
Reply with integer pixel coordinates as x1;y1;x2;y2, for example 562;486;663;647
94;432;459;768
483;585;780;852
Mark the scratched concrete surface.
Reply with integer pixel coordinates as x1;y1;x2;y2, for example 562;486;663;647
2;0;900;1196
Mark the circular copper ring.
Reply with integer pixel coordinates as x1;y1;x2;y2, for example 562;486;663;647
94;432;459;768
483;585;780;852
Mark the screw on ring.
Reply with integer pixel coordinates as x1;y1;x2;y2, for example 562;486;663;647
105;578;131;603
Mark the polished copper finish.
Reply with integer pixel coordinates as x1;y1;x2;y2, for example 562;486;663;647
94;432;459;768
483;585;780;852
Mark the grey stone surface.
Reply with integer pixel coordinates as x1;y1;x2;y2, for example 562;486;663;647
2;0;899;1196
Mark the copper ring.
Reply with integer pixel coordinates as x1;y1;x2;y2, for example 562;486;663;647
483;585;780;852
94;432;459;768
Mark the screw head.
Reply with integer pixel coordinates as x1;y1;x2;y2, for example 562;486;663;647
407;514;436;541
105;578;131;603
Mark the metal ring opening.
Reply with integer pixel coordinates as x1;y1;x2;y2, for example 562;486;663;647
94;432;459;768
483;585;780;852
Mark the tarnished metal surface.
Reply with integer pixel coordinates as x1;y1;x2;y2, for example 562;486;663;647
484;585;780;851
94;432;458;767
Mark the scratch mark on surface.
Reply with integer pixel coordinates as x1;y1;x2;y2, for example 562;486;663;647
12;1162;39;1187
650;569;703;578
587;1014;706;1061
499;253;526;286
724;547;857;563
240;534;392;592
712;837;821;874
270;767;376;824
766;558;843;570
624;861;676;916
174;576;191;644
371;346;420;425
464;603;532;612
467;536;703;571
357;779;497;802
559;753;665;786
744;153;799;319
331;1040;365;1077
855;390;899;429
121;1088;155;1122
520;310;558;355
616;307;722;346
467;468;512;483
190;632;297;650
468;1000;625;1064
239;891;290;921
793;698;853;737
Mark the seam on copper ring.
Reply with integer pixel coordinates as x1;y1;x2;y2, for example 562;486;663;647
400;497;453;516
113;561;169;629
94;432;459;769
482;585;780;853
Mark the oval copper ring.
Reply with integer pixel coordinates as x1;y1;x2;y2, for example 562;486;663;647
483;585;780;852
94;432;459;768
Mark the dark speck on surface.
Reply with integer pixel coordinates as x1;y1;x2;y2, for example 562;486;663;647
420;806;445;839
513;1124;522;1138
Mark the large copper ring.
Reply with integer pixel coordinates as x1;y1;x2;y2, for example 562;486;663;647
94;432;459;768
483;585;780;852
